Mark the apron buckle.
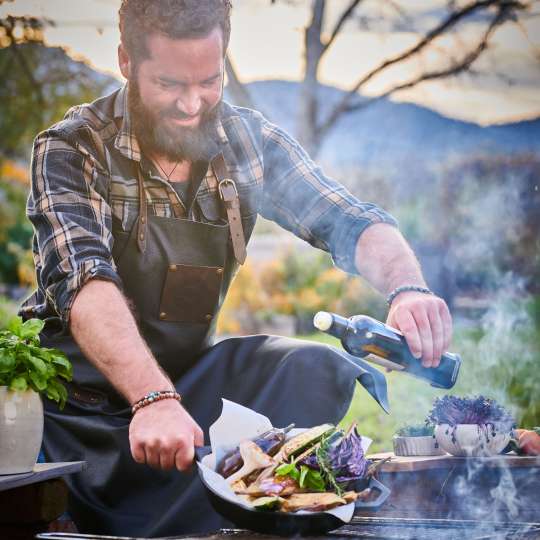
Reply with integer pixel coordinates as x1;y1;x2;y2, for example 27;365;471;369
218;178;238;202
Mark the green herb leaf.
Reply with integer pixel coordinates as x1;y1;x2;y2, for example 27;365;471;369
0;349;16;373
0;318;72;408
275;463;295;476
316;433;343;496
22;352;48;375
275;462;300;482
51;353;73;380
299;465;308;487
10;376;28;392
20;319;45;339
46;378;68;409
298;465;326;491
304;468;326;492
29;370;48;391
7;316;23;337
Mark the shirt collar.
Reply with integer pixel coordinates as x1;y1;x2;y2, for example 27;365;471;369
113;82;228;163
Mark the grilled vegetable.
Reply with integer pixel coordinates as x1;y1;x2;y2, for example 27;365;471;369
281;492;346;512
240;475;299;497
226;441;275;484
252;496;283;511
217;424;294;478
274;424;335;462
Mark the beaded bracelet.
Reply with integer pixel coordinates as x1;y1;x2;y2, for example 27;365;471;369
131;390;182;415
386;285;434;306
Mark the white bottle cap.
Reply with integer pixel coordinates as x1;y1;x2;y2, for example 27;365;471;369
313;311;333;331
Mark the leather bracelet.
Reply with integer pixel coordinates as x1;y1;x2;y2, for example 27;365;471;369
386;285;434;306
131;390;182;415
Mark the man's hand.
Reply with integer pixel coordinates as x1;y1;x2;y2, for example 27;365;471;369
386;291;452;368
129;399;204;471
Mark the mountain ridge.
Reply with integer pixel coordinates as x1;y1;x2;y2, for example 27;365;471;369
232;80;540;176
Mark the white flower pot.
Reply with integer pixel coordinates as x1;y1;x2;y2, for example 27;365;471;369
0;386;44;474
393;435;445;456
434;423;511;457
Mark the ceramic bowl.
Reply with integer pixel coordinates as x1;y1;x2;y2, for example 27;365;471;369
393;435;445;456
434;423;511;457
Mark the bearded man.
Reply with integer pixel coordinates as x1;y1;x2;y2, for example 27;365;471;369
21;0;452;536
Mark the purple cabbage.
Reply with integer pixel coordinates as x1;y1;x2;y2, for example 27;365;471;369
427;395;514;430
301;426;370;484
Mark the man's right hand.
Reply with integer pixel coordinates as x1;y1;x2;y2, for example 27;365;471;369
129;399;204;471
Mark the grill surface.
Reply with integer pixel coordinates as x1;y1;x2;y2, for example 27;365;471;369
36;518;540;540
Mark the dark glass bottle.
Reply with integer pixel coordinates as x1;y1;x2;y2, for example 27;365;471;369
314;311;461;389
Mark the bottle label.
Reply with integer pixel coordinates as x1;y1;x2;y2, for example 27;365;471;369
363;344;390;359
364;353;405;371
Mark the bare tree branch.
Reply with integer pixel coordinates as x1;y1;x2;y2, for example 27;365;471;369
336;6;509;119
322;0;364;54
316;0;526;143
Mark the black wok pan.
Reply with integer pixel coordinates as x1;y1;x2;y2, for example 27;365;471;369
195;446;390;536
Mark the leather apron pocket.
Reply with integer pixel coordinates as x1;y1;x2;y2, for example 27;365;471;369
159;263;224;324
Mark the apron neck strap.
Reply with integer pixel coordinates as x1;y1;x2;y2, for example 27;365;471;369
211;153;247;265
136;167;148;253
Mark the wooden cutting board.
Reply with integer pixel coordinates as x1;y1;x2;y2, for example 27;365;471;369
367;451;540;472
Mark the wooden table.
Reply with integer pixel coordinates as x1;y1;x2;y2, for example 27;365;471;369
0;462;85;540
363;452;540;522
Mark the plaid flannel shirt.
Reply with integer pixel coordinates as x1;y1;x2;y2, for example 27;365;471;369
19;84;397;332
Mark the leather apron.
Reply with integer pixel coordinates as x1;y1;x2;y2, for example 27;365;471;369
41;156;389;537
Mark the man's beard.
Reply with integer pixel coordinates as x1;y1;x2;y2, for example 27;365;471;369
128;78;221;163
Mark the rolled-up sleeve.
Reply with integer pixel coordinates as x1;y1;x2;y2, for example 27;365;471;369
259;118;398;274
28;130;123;330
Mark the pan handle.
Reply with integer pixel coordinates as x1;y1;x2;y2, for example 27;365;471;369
36;534;134;539
194;445;213;463
354;477;391;509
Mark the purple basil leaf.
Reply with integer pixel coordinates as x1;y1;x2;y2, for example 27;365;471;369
328;426;369;483
427;395;514;429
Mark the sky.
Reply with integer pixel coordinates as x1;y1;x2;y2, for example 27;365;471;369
2;0;540;125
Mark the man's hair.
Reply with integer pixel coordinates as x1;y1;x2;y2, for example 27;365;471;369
119;0;232;64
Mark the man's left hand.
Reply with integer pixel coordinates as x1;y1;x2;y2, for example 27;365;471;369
386;292;452;368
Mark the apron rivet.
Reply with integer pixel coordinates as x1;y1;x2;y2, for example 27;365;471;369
205;314;212;321
140;233;144;240
170;264;177;271
141;217;146;224
160;312;167;320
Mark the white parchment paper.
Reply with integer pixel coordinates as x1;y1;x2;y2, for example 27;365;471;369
197;399;373;523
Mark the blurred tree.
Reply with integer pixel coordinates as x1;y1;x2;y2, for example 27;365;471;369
226;0;533;157
0;15;118;160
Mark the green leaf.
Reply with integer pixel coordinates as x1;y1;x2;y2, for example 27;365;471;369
51;354;73;379
7;316;23;337
10;376;28;391
0;318;72;406
0;348;16;373
22;352;48;375
20;318;45;340
302;468;326;492
275;462;300;481
47;378;68;409
45;384;60;403
29;370;47;391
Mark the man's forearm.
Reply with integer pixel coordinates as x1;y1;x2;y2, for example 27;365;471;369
69;279;173;404
355;223;427;295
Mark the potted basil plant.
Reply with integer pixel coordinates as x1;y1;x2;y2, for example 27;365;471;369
0;316;72;474
393;423;444;456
